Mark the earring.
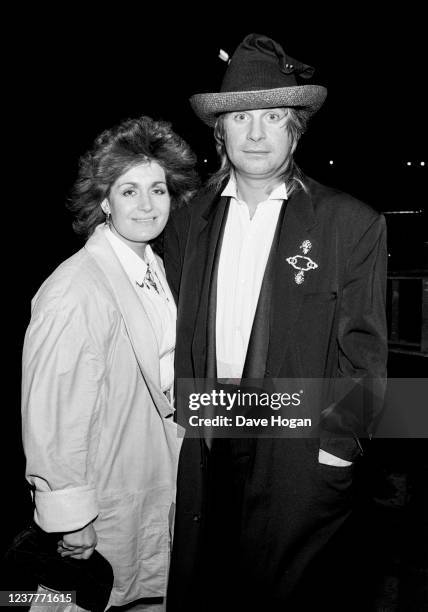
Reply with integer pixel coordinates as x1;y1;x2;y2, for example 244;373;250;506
101;199;110;225
102;207;111;226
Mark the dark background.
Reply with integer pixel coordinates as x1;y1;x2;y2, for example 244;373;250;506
3;8;427;608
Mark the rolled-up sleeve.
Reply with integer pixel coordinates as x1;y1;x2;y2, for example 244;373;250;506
22;298;105;532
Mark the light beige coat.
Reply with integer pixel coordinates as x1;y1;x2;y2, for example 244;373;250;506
22;225;182;606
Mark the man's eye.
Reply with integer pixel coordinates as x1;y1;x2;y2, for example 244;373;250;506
267;113;281;121
234;113;248;121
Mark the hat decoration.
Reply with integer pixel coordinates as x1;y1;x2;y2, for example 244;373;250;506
190;33;327;127
251;36;315;79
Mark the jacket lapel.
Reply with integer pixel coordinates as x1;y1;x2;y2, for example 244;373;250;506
85;226;174;418
267;186;319;377
179;193;229;379
242;200;287;379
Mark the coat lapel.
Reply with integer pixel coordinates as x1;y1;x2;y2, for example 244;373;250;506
267;186;319;377
204;199;230;379
179;193;229;379
242;200;287;379
85;226;173;418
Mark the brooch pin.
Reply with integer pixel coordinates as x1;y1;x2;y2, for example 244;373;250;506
136;263;160;294
286;240;318;284
300;239;312;254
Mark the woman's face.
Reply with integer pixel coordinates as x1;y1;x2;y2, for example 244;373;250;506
104;161;170;255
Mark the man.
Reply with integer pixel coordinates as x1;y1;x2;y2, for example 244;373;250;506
164;34;387;611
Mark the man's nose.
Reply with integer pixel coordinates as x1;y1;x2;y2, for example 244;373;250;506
247;117;265;141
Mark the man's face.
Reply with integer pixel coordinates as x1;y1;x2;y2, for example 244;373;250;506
222;108;295;182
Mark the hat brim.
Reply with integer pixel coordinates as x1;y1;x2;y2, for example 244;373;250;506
190;85;327;127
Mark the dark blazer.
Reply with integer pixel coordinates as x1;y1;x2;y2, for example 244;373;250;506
164;177;387;610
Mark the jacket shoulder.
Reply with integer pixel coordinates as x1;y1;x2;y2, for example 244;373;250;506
173;186;218;216
31;248;111;315
168;186;219;237
306;177;384;230
188;185;219;209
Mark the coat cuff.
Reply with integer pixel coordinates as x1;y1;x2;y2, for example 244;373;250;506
33;485;98;533
319;436;363;462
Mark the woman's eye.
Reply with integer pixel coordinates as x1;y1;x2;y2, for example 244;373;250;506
152;188;167;195
234;113;248;121
122;189;136;197
267;113;281;121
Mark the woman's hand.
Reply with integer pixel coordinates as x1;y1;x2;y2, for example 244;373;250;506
57;523;97;560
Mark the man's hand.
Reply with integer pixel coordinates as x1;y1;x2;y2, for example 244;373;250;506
57;523;97;560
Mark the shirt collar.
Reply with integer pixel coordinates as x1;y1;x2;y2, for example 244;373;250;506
104;225;155;285
221;174;288;203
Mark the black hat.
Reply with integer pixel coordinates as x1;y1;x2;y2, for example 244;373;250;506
3;523;114;612
190;33;327;127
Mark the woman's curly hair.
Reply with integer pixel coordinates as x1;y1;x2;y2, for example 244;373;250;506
68;115;200;238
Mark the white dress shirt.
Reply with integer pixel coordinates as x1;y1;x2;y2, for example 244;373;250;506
216;176;287;379
104;226;176;395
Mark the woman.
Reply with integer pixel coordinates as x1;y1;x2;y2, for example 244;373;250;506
21;115;199;608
